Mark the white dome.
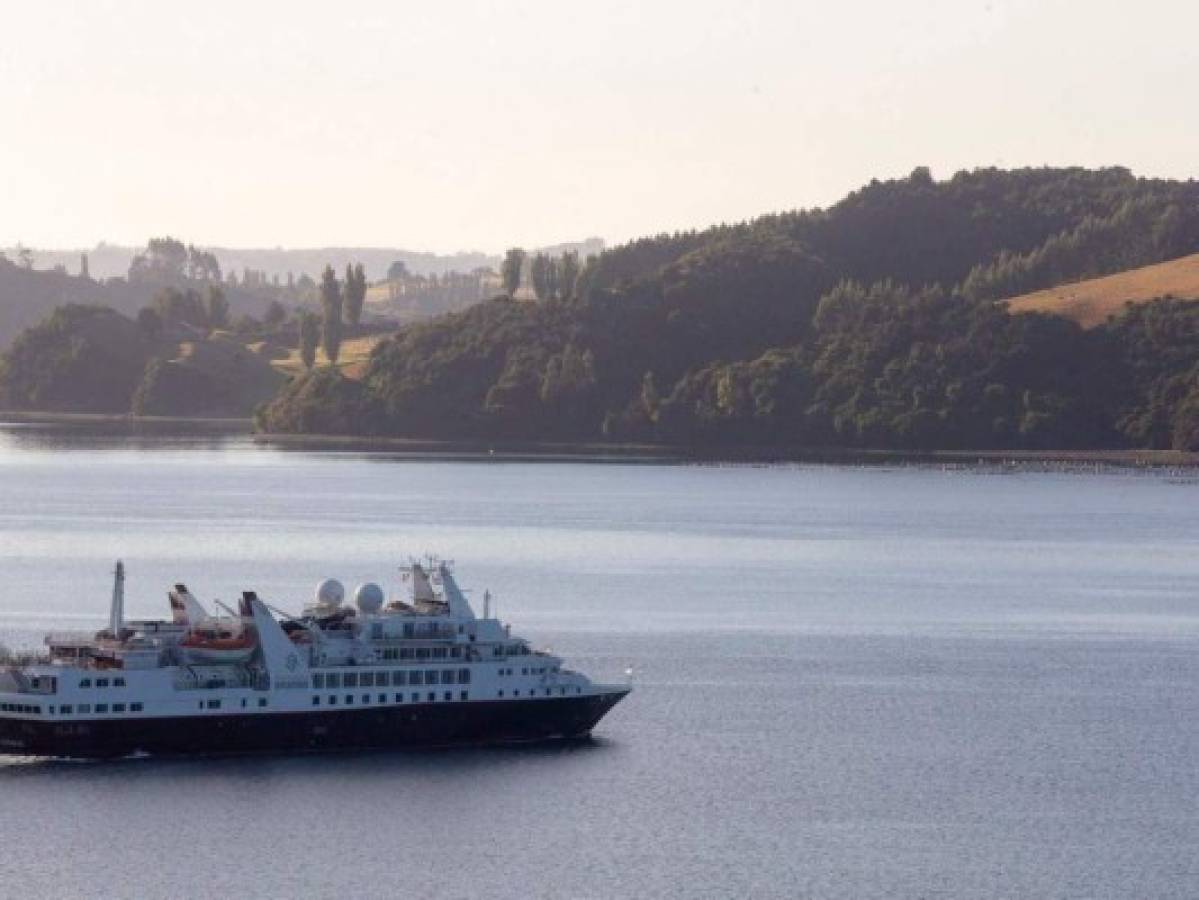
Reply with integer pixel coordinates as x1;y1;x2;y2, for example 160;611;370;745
355;582;384;614
315;578;345;608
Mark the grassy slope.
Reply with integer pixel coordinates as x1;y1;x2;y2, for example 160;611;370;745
1004;252;1199;328
271;333;388;380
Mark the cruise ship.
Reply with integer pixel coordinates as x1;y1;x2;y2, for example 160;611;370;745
0;560;630;758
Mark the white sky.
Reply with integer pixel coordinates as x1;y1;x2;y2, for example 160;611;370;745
1;0;1196;254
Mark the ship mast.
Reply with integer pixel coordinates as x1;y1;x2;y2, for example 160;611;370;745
108;560;125;638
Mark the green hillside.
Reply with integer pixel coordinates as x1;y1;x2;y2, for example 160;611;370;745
257;167;1199;452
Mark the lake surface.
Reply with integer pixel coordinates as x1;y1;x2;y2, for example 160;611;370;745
1;423;1197;898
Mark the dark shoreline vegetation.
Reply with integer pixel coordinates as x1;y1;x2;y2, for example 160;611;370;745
4;166;1199;452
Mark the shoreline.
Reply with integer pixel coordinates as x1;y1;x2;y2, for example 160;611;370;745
0;410;251;430
2;411;1197;467
254;432;1199;468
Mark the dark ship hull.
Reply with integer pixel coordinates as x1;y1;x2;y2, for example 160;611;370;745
0;690;629;759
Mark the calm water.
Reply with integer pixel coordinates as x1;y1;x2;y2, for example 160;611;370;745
1;424;1198;898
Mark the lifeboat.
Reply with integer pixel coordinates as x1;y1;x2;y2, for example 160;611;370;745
179;629;256;664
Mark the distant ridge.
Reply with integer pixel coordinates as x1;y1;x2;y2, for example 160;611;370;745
1004;253;1199;328
2;238;606;282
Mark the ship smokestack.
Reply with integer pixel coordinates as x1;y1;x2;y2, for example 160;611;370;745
109;560;125;638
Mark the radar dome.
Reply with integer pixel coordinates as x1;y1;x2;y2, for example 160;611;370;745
315;578;345;608
355;582;385;614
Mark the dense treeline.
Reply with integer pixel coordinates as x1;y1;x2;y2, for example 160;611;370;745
256;167;1199;450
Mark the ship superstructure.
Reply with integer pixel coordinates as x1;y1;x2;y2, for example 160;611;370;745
0;560;629;758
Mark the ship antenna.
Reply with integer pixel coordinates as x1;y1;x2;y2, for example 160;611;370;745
483;590;491;619
109;560;125;639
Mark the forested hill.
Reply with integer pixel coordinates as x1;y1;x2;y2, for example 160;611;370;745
230;168;1199;451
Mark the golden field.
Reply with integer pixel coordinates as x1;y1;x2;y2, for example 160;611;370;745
1004;252;1199;328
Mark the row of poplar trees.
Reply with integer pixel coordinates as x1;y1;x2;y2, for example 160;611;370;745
299;263;368;369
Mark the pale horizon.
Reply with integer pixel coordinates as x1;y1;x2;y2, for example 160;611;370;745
3;0;1197;255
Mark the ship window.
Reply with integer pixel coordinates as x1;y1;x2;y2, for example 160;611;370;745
79;678;91;688
362;694;369;704
521;668;527;676
460;691;468;701
344;673;358;688
131;703;143;712
360;673;374;687
96;678;110;688
392;671;406;686
545;689;552;697
403;624;414;638
96;704;109;713
114;677;126;687
451;647;461;658
378;693;386;704
370;624;382;639
444;691;452;702
433;647;447;659
497;691;503;698
493;647;502;657
326;673;340;689
410;693;419;703
61;705;73;714
345;695;353;705
258;698;267;707
458;668;471;684
112;703;125;713
312;673;325;689
312;696;320;706
513;691;519;697
442;670;455;685
78;704;91;713
416;648;429;660
395;693;403;703
207;700;221;710
241;698;247;708
425;669;438;685
409;671;423;686
427;692;435;702
400;648;414;660
328;696;336;705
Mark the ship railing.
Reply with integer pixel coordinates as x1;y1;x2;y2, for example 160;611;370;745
43;631;96;647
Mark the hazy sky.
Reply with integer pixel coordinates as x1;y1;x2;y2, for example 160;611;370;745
2;0;1197;254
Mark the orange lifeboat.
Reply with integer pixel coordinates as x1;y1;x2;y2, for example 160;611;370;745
180;629;256;664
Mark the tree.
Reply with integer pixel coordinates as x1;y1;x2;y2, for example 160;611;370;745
263;300;287;328
530;253;552;301
79;253;90;280
387;260;410;281
152;286;207;328
204;285;229;330
16;244;33;270
136;307;163;340
558;251;580;299
186;245;221;282
319;265;343;366
344;262;367;327
501;248;526;296
299;312;320;370
129;237;188;283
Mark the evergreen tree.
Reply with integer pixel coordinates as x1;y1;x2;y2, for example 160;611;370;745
501;248;526;296
299;312;320;370
204;285;229;330
558;251;580;299
530;253;552;300
319;265;343;366
344;262;367;326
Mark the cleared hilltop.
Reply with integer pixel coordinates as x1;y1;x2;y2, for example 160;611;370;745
1005;252;1199;328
